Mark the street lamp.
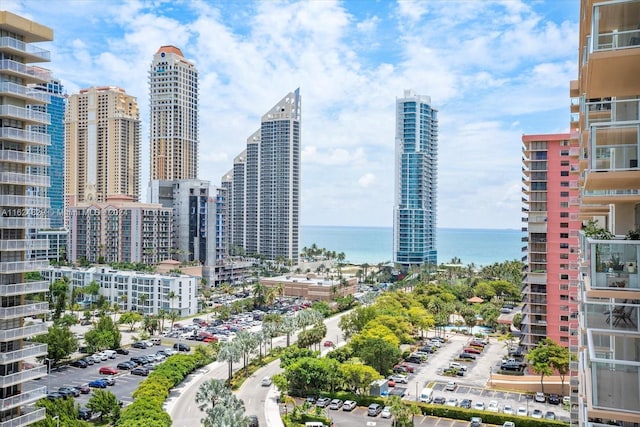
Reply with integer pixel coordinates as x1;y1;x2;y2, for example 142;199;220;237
45;358;53;393
52;415;59;427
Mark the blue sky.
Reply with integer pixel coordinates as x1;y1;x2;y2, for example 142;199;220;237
6;0;579;229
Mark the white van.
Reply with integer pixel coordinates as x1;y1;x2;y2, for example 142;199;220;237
150;337;162;345
304;423;326;427
103;350;116;359
419;387;434;403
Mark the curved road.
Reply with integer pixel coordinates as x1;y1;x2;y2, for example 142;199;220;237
168;312;349;427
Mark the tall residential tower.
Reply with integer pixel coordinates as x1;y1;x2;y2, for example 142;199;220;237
573;0;640;426
149;45;199;180
64;86;140;206
393;90;438;268
0;11;53;425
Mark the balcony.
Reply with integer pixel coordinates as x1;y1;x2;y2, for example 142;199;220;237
584;299;639;333
586;329;640;414
0;280;49;296
0;59;50;83
0;301;49;320
0;408;46;427
0;36;51;62
0;239;49;252
0;323;47;342
0;105;49;125
0;149;49;166
584;238;640;291
0;128;50;146
0;260;49;274
0;364;47;388
586;97;640;127
585;0;640;98
0;217;49;229
0;172;49;188
0;385;46;412
0;343;47;365
0;82;50;104
0;195;49;208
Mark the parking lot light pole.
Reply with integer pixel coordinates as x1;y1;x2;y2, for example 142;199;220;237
52;415;59;427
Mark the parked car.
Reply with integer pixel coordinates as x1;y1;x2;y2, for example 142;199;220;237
502;404;514;415
445;397;458;407
470;417;483;427
532;409;543;419
261;376;272;386
57;387;77;398
74;385;90;395
81;357;94;366
389;374;407;384
323;340;334;347
487;400;499;412
394;363;415;373
469;340;486;347
381;406;392;418
328;399;343;410
474;401;485;411
534;392;546;403
342;400;356;411
503;422;515;427
131;367;149;376
445;381;457;391
432;396;446;405
100;377;116;386
117;361;135;370
46;392;64;400
545;411;556;420
315;397;331;408
463;347;482;354
459;352;477;359
516;407;528;417
98;366;118;375
88;379;108;388
78;407;92;421
70;360;88;368
173;343;190;352
247;415;259;427
132;341;148;349
89;354;102;363
367;403;382;416
115;348;129;355
460;399;472;409
548;393;560;405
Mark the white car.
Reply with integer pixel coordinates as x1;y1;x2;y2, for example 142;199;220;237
517;407;528;417
389;374;408;384
445;381;457;391
445;397;458;407
534;392;546;403
474;401;485;411
487;400;499;412
261;376;272;386
503;423;516;427
532;409;543;419
380;406;392;418
503;404;514;415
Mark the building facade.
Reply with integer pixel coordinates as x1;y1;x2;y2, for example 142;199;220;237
520;133;580;352
148;179;216;265
0;11;53;425
149;45;198;181
223;90;301;264
393;90;438;267
42;266;198;316
67;195;171;265
260;274;357;302
64;86;140;206
573;0;640;426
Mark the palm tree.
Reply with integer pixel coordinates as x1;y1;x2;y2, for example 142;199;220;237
195;379;230;412
168;310;179;329
157;308;167;332
168;291;177;314
234;330;257;376
138;294;149;314
217;341;241;384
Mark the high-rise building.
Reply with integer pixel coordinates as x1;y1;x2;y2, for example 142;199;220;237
64;86;140;206
223;90;301;264
67;195;171;265
393;90;438;267
0;10;53;425
149;45;199;180
520;133;579;352
573;0;640;425
28;77;64;228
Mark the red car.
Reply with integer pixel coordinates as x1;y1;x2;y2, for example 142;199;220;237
394;363;415;373
323;340;334;347
463;347;482;354
98;366;118;375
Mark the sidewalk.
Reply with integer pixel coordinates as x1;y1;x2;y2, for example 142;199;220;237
264;385;285;427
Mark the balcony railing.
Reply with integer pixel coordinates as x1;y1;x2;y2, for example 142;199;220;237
0;36;51;61
0;280;49;296
0;106;50;125
0;385;47;412
0;149;49;166
0;128;50;146
584;299;640;333
0;301;49;320
0;364;47;388
0;217;49;229
584;238;640;290
0;322;47;342
0;408;46;427
0;260;49;274
0;343;47;365
0;82;50;103
0;172;49;188
586;98;640;127
0;239;49;251
0;195;50;208
0;59;50;82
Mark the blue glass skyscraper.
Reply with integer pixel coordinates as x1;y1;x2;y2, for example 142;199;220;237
393;90;438;268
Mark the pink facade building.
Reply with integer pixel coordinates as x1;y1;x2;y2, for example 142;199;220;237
521;133;580;350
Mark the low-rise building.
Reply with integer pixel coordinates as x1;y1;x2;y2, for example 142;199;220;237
260;273;357;301
42;265;198;316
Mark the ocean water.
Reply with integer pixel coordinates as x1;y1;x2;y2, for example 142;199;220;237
301;226;521;267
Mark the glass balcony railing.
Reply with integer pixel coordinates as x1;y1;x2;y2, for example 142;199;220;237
584;238;640;290
0;407;46;427
0;36;51;61
589;124;639;172
584;299;639;333
0;105;50;125
0;82;50;103
0;59;50;82
586;98;640;127
591;0;640;53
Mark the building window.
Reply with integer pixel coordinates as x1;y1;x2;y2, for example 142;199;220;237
560;222;569;228
561;161;569;166
560;274;569;280
560;233;569;238
560;191;569;197
560;253;569;259
560;325;569;332
560;212;569;218
560;295;569;301
560;243;569;249
560;171;569;176
560;315;569;321
560;150;569;156
560;181;569;187
560;202;569;208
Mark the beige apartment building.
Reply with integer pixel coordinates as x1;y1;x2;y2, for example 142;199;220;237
64;86;140;207
572;0;640;426
0;11;53;426
260;274;357;302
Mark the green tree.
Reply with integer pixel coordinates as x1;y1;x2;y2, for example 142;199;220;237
34;396;88;427
196;379;249;427
388;395;420;427
284;357;340;396
234;330;257;376
33;324;77;367
84;281;100;309
339;362;382;395
526;338;559;394
217;341;241;384
350;335;401;375
119;311;142;332
84;315;121;352
87;389;120;423
549;340;570;396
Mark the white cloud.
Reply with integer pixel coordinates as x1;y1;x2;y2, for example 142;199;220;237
358;173;376;188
